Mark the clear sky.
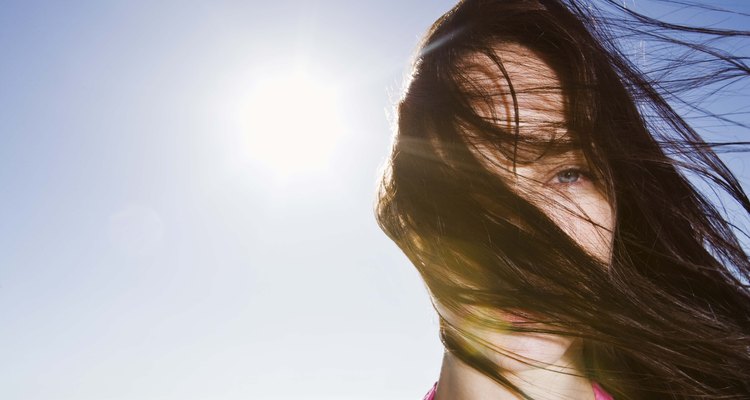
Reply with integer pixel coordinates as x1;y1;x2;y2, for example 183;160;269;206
1;1;749;400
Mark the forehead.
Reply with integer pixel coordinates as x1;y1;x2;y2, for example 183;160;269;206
459;43;570;147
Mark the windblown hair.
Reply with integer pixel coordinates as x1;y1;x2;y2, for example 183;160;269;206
375;0;750;399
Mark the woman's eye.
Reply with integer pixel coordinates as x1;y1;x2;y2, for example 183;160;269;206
554;169;584;184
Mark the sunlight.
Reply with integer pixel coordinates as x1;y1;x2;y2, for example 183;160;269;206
245;72;344;176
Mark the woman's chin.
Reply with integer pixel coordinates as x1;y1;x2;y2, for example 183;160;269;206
482;331;577;373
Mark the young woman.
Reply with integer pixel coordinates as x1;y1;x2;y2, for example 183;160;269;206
375;0;750;399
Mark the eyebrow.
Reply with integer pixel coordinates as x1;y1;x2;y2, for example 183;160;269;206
511;129;582;160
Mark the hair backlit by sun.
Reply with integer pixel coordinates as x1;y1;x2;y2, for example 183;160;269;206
244;71;344;177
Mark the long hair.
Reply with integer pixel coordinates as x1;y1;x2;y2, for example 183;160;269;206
375;0;750;399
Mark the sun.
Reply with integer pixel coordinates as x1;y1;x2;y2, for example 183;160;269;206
244;71;344;176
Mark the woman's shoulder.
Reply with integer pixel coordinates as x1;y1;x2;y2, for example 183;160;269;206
422;381;614;400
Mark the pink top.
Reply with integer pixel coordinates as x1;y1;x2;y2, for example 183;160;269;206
592;382;614;400
422;381;613;400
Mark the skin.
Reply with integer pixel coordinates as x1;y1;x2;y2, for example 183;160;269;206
433;44;614;400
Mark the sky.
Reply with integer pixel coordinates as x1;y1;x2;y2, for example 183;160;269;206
1;1;749;400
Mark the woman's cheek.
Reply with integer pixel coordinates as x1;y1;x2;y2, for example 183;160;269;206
539;187;614;262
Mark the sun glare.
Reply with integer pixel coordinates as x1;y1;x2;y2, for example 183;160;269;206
245;72;344;176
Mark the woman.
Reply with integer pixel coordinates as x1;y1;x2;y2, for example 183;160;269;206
375;0;750;399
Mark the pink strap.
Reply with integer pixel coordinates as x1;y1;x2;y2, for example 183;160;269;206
422;382;437;400
592;382;614;400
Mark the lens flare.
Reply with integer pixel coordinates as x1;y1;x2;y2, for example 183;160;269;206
244;72;344;176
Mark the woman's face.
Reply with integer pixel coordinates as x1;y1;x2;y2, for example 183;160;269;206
438;44;615;372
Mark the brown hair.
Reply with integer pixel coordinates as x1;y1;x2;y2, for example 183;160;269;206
376;1;750;398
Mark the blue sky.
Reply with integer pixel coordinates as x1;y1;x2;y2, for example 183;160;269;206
1;1;749;399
